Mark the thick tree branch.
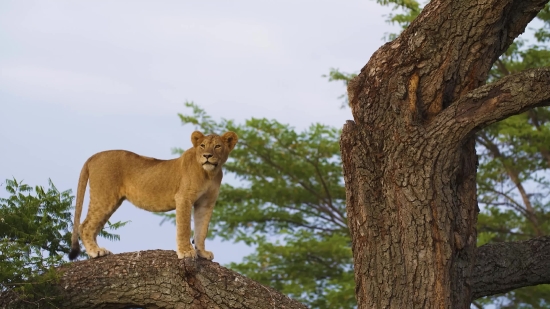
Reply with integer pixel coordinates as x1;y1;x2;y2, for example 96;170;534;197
472;236;550;299
429;68;550;140
349;0;549;127
0;250;308;309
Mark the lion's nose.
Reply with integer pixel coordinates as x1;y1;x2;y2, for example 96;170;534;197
203;153;213;159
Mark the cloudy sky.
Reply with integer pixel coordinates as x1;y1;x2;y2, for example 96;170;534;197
0;1;397;264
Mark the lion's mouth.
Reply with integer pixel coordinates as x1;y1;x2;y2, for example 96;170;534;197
203;161;218;167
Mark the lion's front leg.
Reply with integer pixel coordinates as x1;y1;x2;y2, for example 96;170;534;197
175;198;196;259
193;197;216;260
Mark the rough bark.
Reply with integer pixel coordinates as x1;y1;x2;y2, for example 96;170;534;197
341;0;550;308
472;236;550;299
0;250;308;309
2;238;549;308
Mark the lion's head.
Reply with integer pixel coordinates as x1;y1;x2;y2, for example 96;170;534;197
191;131;238;172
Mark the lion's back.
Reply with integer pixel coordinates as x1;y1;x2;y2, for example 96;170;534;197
85;150;182;210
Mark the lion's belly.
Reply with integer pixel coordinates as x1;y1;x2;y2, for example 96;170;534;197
124;184;177;212
126;195;176;212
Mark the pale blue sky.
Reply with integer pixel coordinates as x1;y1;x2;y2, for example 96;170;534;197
0;1;397;265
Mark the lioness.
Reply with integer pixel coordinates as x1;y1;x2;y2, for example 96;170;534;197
68;131;238;261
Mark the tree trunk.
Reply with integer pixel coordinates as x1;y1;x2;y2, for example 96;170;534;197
340;0;550;308
0;250;308;309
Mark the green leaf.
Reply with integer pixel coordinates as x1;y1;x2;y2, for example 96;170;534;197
0;178;128;303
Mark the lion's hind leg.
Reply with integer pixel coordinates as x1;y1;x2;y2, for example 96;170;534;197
80;196;123;258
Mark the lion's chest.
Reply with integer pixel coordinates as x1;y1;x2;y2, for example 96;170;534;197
185;180;217;203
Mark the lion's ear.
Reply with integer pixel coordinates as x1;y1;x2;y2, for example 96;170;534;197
191;131;205;147
221;132;238;151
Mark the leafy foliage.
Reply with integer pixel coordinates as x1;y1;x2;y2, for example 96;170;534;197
163;102;354;308
0;179;71;305
0;178;126;304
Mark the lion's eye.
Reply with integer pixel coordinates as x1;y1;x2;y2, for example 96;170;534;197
215;145;221;149
200;144;205;148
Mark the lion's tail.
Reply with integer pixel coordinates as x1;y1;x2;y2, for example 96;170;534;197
69;159;90;260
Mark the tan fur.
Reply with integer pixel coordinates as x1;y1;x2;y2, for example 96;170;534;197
68;131;238;260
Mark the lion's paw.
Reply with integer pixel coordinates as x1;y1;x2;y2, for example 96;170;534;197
89;248;112;258
196;249;214;260
177;249;197;259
